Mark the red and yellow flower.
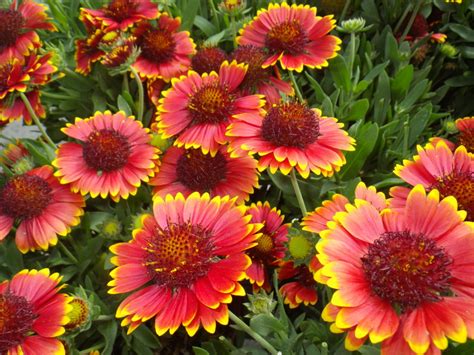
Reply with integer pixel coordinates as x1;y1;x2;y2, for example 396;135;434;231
0;53;57;124
80;0;159;32
149;146;259;204
0;166;85;253
0;0;56;61
227;101;355;178
53;111;160;202
0;269;71;355
392;141;473;220
191;46;228;75
316;185;474;353
132;14;195;80
108;192;261;336
237;2;341;72
431;116;474;153
245;202;289;289
75;30;118;75
278;256;321;308
155;60;265;155
0;140;29;169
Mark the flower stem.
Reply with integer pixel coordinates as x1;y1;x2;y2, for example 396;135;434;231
129;66;144;122
58;240;78;264
348;32;356;78
230;15;237;49
290;169;307;216
122;72;129;93
340;0;351;22
399;0;423;43
19;92;56;150
228;310;279;355
288;70;304;103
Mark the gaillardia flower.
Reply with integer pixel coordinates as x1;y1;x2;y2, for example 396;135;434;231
245;201;289;289
0;0;56;61
191;46;228;75
227;101;355;178
0;166;85;253
392;141;473;220
132;13;195;80
80;0;159;32
432;117;474;153
149;146;259;204
53;111;159;202
0;269;71;354
155;60;265;155
316;185;474;353
75;30;118;75
237;2;341;72
108;192;261;336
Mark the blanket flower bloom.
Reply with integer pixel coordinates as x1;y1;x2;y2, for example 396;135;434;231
191;46;228;75
53;111;159;202
0;269;71;355
316;185;474;354
149;146;259;204
431;117;474;153
227;101;355;178
0;0;56;61
237;2;341;72
132;14;195;80
108;192;261;336
0;166;85;253
155;60;265;155
245;202;289;288
392;141;473;220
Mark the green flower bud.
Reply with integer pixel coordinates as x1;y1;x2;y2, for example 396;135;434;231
440;43;458;58
340;17;367;33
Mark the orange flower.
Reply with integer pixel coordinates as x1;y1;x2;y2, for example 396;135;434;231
237;2;341;72
108;192;261;336
0;269;71;355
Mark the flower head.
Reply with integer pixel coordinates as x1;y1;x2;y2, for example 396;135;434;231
0;0;56;61
393;141;473;220
108;192;261;336
0;140;33;174
0;166;85;253
316;185;474;353
53;111;160;202
237;2;341;72
65;297;90;331
149;146;259;204
75;30;118;75
155;60;265;155
227;101;355;178
191;46;228;75
132;13;196;80
0;269;71;354
456;116;474;153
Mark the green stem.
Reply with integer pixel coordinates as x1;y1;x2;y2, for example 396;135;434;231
95;315;114;322
288;71;304;103
348;32;356;78
19;92;56;150
41;91;77;100
58;240;78;264
403;120;409;157
230;15;237;49
340;0;351;22
399;0;423;43
290;169;307;217
129;66;144;122
228;310;279;355
122;72;129;93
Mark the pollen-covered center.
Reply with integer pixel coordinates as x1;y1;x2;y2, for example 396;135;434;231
82;129;131;172
232;45;271;90
103;0;138;22
176;149;228;192
458;130;474;153
0;9;24;50
65;298;89;330
0;174;52;220
139;28;176;64
188;82;235;125
361;231;452;312
265;20;308;55
261;102;320;148
0;293;37;353
432;171;474;221
144;222;215;288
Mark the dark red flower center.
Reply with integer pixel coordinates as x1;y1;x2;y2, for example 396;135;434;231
82;129;131;172
191;47;227;75
102;41;134;68
458;130;474;154
232;45;271;91
261;102;320;148
139;28;176;64
0;64;12;93
0;174;52;220
294;263;316;287
103;0;138;22
144;222;215;288
409;14;429;38
431;171;474;221
176;149;228;192
265;20;308;55
188;82;235;125
0;292;37;353
362;231;452;312
0;9;24;50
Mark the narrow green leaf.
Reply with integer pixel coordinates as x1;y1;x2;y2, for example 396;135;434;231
345;99;370;121
391;65;414;100
328;55;351;93
449;24;474;42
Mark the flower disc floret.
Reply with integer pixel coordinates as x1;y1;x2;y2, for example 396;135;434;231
188;83;235;125
0;9;24;51
191;47;227;75
139;28;176;64
265;20;308;56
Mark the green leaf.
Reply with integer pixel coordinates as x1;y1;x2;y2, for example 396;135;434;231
194;16;217;37
449;24;474;42
408;105;432;146
391;65;414;100
117;95;133;116
397;79;429;113
328;55;351;93
204;29;227;47
373;70;391;124
193;347;211;355
250;314;286;337
340;122;379;180
132;325;161;349
345;99;370;121
97;321;118;355
445;72;474;87
362;61;389;82
180;0;199;31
